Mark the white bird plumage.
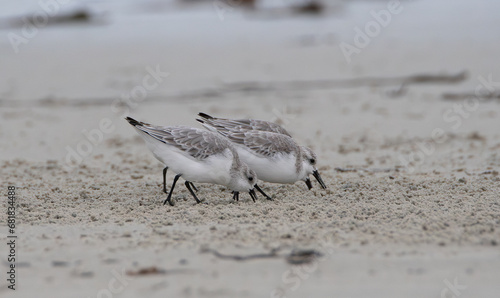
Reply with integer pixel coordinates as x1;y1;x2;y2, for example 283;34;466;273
196;113;327;191
126;117;260;205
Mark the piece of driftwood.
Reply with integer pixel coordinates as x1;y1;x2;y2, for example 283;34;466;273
126;266;167;276
292;1;325;15
202;247;324;265
0;71;468;108
0;9;103;30
463;170;499;176
442;91;500;101
126;266;192;276
286;249;323;265
202;248;281;261
224;71;467;92
335;167;396;173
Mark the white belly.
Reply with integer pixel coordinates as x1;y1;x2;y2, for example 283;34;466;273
236;147;299;184
142;134;233;186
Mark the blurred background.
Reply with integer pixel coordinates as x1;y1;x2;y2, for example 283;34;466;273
2;1;500;297
2;0;499;99
1;0;499;172
0;0;500;175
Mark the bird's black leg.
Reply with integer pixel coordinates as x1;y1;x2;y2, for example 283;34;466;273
163;174;181;206
189;182;198;192
232;191;239;201
185;181;201;204
255;184;273;201
248;189;257;202
162;167;168;194
305;178;313;190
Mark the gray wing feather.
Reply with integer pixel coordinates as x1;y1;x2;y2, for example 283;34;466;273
136;125;230;160
223;130;297;157
205;118;292;137
248;119;292;137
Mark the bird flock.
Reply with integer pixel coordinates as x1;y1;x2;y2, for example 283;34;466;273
126;113;326;206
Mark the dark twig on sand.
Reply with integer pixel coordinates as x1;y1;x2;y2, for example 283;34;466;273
1;9;102;29
286;249;323;265
126;266;193;276
201;248;281;261
201;247;324;265
442;91;500;101
224;71;467;93
335;167;396;173
0;71;468;108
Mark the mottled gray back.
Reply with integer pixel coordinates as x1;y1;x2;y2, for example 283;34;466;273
223;130;298;158
203;117;292;137
136;124;233;160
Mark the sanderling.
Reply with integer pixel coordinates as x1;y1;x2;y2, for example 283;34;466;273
196;113;327;192
125;117;259;206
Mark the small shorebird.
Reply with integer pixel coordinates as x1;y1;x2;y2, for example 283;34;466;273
196;113;327;193
125;117;259;206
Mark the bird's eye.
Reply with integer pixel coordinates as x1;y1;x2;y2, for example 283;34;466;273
248;176;254;181
309;158;316;164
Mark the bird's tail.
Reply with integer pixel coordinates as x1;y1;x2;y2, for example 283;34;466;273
125;116;150;127
196;112;219;133
197;112;214;120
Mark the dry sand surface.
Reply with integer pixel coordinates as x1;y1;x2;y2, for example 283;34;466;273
1;0;500;297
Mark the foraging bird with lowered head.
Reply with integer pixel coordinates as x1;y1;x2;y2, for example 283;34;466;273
126;117;261;206
196;113;327;193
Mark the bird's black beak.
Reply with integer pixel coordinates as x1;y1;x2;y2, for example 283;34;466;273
313;170;327;189
248;189;257;202
305;178;313;190
255;184;273;200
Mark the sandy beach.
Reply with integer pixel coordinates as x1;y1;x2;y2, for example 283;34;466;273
1;0;500;297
